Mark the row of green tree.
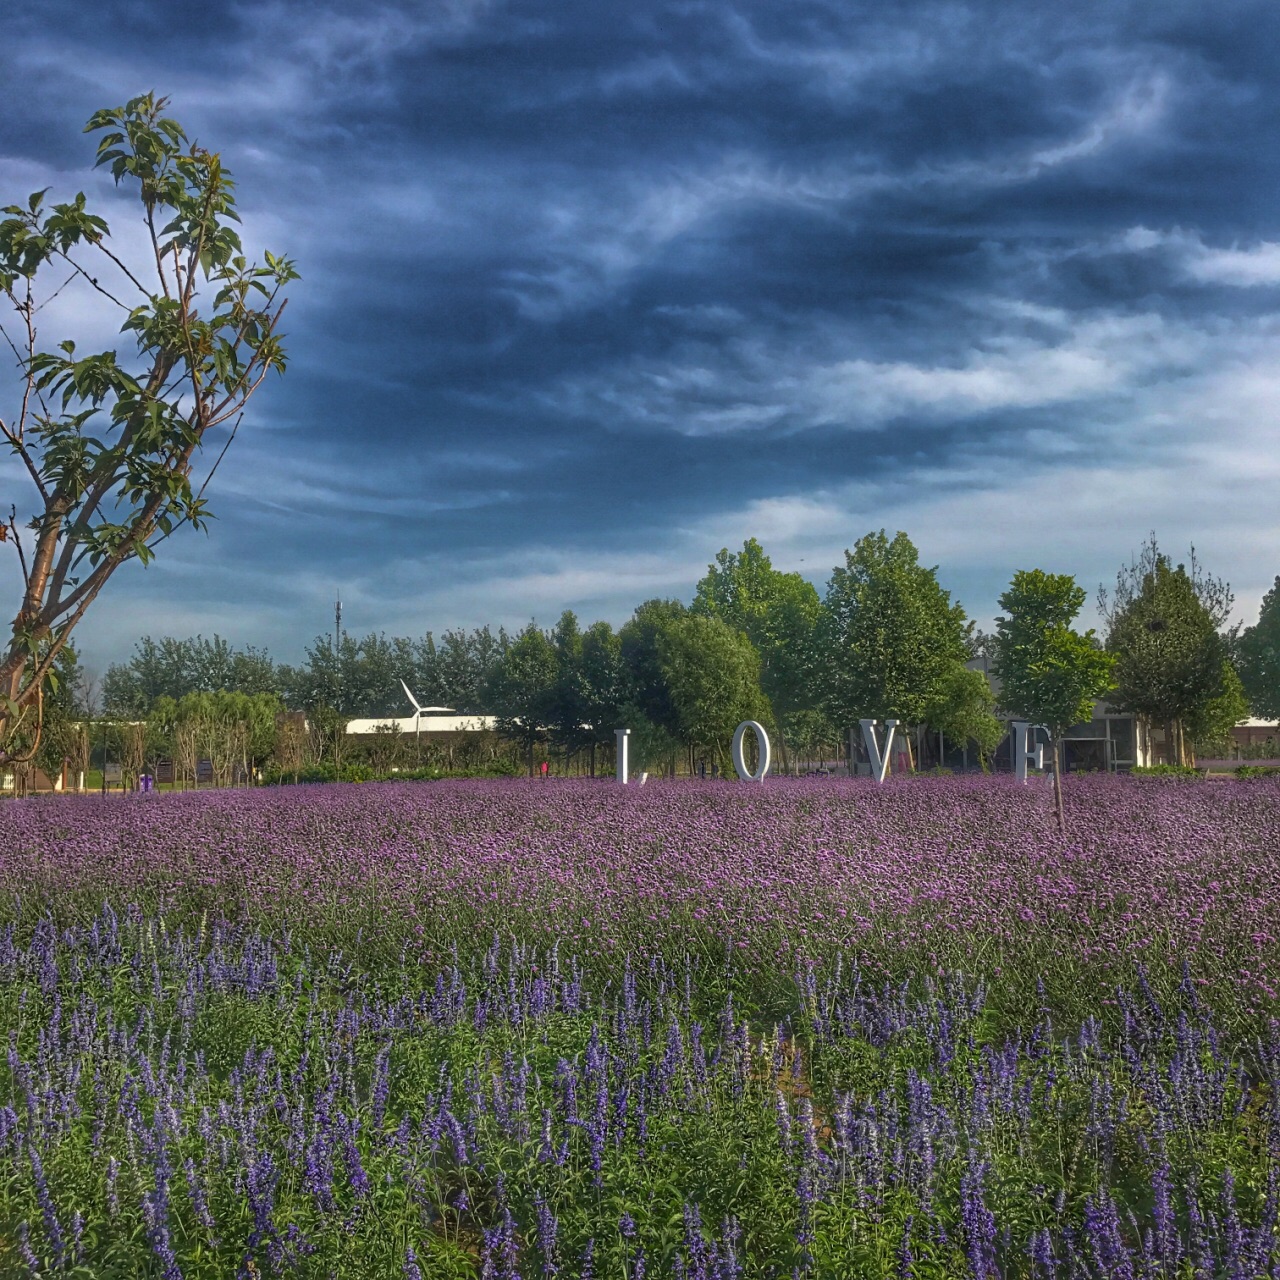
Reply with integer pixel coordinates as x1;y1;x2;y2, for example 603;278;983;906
20;679;286;792
89;532;1280;780
100;627;507;718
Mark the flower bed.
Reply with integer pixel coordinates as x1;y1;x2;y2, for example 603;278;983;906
0;776;1277;1274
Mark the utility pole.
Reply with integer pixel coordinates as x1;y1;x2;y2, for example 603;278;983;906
333;591;344;767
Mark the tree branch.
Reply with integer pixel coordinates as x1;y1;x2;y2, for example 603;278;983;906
146;204;172;302
53;252;130;311
44;431;203;624
45;349;180;601
85;238;151;299
206;299;287;424
6;507;30;589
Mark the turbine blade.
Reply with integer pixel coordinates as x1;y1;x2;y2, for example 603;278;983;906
399;678;424;714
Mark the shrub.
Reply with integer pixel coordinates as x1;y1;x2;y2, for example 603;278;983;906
261;759;522;785
1131;764;1203;778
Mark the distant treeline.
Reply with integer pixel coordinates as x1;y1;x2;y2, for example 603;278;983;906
101;628;505;719
86;532;1280;774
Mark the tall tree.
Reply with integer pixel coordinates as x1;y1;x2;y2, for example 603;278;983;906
103;634;276;713
779;708;842;770
33;646;85;784
994;570;1115;831
1187;662;1250;758
1238;576;1280;722
423;626;509;712
658;613;769;768
486;621;558;770
278;631;408;718
924;663;1004;771
579;620;628;741
817;530;970;760
619;599;688;740
545;611;594;762
693;538;822;768
163;688;280;786
0;93;297;754
1098;537;1232;766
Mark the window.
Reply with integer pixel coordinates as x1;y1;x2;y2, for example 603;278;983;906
1108;718;1134;763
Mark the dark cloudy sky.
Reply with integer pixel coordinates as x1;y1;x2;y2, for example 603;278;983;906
2;0;1278;673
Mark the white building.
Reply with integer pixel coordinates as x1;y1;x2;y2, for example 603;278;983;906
963;656;1153;772
344;709;498;737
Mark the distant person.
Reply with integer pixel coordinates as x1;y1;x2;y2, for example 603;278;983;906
540;759;549;779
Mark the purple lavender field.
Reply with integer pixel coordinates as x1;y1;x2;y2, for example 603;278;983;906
1;776;1278;1276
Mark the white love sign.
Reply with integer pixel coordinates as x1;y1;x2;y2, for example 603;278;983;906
615;728;631;785
856;718;900;783
731;720;771;782
1011;721;1046;783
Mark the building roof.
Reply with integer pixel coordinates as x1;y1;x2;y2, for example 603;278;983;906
346;714;497;735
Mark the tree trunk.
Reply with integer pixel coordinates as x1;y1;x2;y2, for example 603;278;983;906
1051;735;1065;835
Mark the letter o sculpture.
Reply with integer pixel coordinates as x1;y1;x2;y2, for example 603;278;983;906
731;720;771;783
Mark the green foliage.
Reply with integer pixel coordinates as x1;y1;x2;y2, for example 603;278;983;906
140;688;284;784
74;528;1271;786
1;92;296;743
994;570;1114;827
542;610;593;757
778;707;842;768
282;631;416;718
619;598;688;739
1187;662;1250;757
1131;764;1204;778
262;760;521;785
611;700;681;775
21;646;84;766
102;633;276;714
578;619;628;742
1238;575;1280;721
536;614;632;760
924;662;1004;768
657;612;770;758
1235;765;1280;780
817;530;970;728
276;625;510;718
993;570;1114;735
693;538;822;722
1100;537;1233;765
487;621;559;752
475;600;772;773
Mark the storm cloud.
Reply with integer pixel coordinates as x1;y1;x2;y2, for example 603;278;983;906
2;0;1277;668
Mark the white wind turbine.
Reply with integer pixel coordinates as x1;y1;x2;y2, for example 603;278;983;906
400;679;427;750
399;680;457;751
